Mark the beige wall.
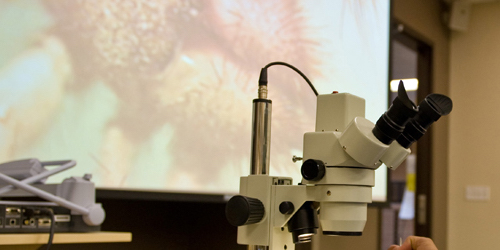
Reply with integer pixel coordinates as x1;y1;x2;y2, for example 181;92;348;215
392;1;451;249
395;1;500;249
448;2;500;249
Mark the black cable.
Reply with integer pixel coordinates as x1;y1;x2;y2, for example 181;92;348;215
38;208;55;250
261;61;318;96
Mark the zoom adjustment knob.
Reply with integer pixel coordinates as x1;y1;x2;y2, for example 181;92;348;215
226;195;265;226
301;159;326;181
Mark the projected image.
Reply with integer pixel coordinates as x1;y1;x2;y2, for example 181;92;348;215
0;0;389;199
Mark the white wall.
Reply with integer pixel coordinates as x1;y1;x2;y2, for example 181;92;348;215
448;2;500;249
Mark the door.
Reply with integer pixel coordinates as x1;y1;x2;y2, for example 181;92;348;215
381;20;433;249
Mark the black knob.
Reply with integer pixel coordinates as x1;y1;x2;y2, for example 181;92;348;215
301;159;326;181
226;195;265;226
279;201;295;215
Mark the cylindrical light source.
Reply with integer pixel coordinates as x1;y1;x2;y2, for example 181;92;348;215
249;83;272;250
250;98;272;175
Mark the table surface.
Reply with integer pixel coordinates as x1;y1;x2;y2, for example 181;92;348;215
0;231;131;247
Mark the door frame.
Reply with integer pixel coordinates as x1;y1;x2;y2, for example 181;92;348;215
391;20;433;238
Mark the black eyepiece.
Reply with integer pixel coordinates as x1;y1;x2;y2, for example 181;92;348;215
397;93;453;148
372;81;418;145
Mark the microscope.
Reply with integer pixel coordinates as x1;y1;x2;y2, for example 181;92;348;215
225;63;452;250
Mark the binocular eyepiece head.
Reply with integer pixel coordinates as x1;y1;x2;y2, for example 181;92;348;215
373;80;453;148
396;93;453;148
372;81;418;145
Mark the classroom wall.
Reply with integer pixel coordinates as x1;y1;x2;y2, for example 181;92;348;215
392;0;451;249
448;2;500;249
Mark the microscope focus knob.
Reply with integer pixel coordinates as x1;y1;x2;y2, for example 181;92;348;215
279;201;295;214
301;159;326;181
226;195;265;226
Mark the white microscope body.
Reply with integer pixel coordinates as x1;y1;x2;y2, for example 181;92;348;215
228;92;408;250
226;72;452;250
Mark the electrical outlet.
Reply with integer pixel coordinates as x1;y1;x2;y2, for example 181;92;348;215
465;185;491;201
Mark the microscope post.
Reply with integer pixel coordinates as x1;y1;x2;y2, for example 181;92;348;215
249;84;271;250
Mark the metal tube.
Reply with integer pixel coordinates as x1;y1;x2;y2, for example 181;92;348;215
249;86;271;250
250;99;272;175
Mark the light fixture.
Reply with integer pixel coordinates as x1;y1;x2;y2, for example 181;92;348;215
390;78;418;92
